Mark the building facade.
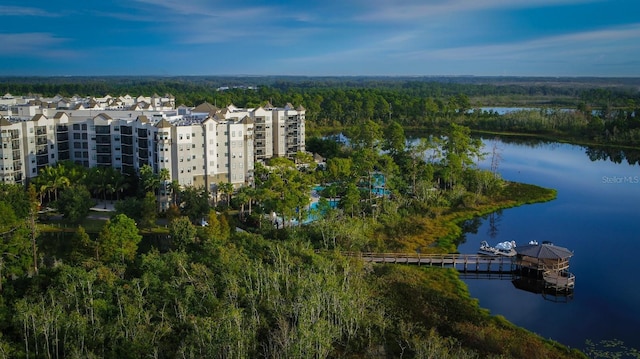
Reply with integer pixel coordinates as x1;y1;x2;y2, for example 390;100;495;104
0;96;305;204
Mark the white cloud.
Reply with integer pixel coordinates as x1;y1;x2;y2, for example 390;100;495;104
0;33;80;58
415;23;640;61
122;0;319;46
0;5;61;17
352;0;605;22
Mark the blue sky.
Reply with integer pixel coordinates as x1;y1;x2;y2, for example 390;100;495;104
1;0;639;76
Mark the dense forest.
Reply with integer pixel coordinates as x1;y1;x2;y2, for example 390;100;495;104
2;76;639;147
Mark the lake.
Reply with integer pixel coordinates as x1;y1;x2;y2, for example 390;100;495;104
455;137;640;352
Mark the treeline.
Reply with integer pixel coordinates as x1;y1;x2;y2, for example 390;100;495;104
2;76;639;111
2;77;639;148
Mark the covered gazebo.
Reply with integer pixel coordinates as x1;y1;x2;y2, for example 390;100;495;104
515;243;575;291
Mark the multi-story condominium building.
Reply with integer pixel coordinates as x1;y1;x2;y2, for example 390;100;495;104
0;112;69;184
0;96;306;208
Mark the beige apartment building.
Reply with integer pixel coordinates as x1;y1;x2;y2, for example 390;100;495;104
0;96;305;208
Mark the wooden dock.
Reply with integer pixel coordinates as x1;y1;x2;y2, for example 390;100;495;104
351;252;516;273
344;251;575;292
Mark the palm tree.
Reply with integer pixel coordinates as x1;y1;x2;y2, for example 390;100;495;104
87;167;111;207
157;168;170;211
217;182;234;208
51;172;71;202
167;180;181;206
235;186;251;220
113;172;130;201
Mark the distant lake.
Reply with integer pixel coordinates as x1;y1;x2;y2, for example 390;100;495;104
455;138;640;352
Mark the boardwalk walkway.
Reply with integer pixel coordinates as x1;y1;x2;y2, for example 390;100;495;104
351;252;516;273
347;252;575;291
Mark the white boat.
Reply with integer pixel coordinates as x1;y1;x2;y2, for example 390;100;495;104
478;240;517;257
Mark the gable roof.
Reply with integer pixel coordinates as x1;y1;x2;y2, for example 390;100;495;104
94;113;112;120
240;115;254;125
516;243;573;260
193;102;219;113
0;116;12;126
155;118;172;128
53;112;67;119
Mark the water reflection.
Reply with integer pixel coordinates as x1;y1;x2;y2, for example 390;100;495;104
477;134;640;166
487;210;502;239
511;276;573;303
584;146;640;165
455;136;640;351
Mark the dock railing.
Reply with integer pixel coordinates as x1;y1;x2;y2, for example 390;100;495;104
344;252;516;273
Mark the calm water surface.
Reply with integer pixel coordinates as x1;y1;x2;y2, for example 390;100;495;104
456;138;640;351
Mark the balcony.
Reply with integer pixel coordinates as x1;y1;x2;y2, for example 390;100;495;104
96;155;112;165
95;136;111;144
96;145;111;154
121;137;133;145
